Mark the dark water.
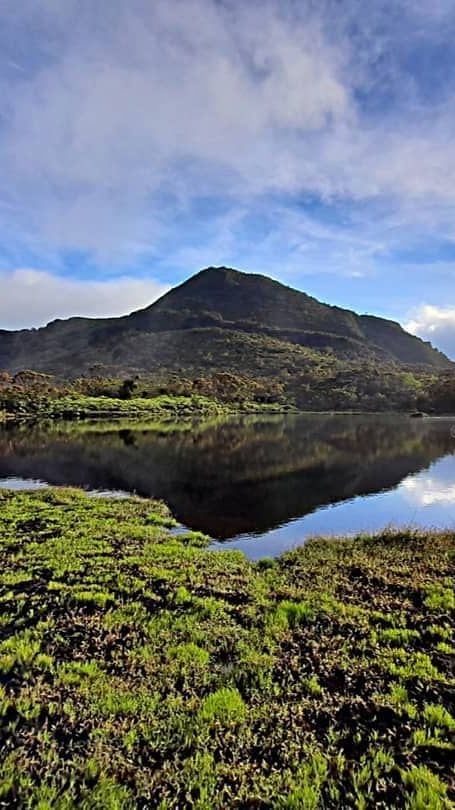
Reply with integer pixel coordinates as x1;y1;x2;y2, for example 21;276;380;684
0;414;454;558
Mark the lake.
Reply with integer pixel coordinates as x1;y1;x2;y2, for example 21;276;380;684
0;413;454;558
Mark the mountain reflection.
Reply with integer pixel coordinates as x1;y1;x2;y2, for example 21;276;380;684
0;414;453;539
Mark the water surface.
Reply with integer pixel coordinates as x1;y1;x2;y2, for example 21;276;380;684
0;414;454;557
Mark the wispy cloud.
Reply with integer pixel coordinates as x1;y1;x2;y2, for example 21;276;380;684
1;1;455;259
0;0;351;259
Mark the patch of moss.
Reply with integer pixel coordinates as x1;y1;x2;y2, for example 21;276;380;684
0;488;453;808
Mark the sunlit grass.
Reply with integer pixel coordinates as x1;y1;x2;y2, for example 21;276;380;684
0;487;453;807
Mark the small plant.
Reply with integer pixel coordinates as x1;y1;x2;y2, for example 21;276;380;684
169;642;210;667
401;765;451;809
198;687;246;726
71;587;114;608
173;586;193;606
80;777;134;809
386;651;443;682
384;683;418;719
177;531;210;548
0;629;44;673
423;585;454;612
277;751;328;810
422;703;455;731
57;660;101;685
303;675;323;696
85;678;159;719
436;641;454;654
273;599;315;629
427;624;451;640
379;627;420;646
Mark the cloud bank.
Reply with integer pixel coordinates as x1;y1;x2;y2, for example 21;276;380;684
406;305;455;360
0;269;168;330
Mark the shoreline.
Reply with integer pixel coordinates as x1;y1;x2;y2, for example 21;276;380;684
2;397;454;424
0;487;453;807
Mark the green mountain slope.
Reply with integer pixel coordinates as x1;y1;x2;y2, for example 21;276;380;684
0;266;452;376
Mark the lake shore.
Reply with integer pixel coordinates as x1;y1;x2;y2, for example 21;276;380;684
2;393;454;424
0;487;453;808
0;393;299;423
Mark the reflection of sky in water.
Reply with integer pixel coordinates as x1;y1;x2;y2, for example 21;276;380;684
0;477;47;491
215;454;455;559
0;478;130;498
2;452;455;561
401;473;455;506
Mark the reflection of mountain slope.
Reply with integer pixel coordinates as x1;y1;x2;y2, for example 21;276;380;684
0;416;453;539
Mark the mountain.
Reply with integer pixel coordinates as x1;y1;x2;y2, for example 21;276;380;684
0;266;452;377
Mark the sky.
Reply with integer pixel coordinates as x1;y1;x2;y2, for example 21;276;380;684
0;0;455;358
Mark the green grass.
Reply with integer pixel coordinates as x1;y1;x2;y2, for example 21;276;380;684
5;393;232;421
0;488;453;808
2;391;297;424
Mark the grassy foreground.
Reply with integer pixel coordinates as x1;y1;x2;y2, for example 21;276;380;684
0;490;453;809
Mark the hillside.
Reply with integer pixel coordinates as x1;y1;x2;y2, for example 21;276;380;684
0;266;452;379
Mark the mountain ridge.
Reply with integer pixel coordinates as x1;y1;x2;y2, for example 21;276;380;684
0;266;452;376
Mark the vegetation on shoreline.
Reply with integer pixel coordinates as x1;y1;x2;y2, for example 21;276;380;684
0;371;296;421
6;393;232;421
1;367;455;421
0;488;453;807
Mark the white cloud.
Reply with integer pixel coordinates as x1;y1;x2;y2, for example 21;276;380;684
0;269;168;329
406;304;455;360
402;475;455;507
0;0;351;258
1;0;455;261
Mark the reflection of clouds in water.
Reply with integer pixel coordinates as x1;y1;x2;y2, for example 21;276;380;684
0;477;47;491
401;476;455;506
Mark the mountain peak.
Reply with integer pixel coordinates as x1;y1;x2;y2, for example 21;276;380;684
184;265;242;284
0;266;452;376
198;265;239;275
184;265;258;286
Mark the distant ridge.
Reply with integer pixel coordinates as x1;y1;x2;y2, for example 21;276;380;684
0;266;452;376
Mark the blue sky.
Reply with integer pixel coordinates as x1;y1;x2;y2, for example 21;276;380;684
0;0;455;357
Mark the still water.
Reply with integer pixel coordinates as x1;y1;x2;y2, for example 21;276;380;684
0;414;454;558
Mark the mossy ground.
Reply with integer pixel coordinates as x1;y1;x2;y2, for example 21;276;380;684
0;489;453;809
